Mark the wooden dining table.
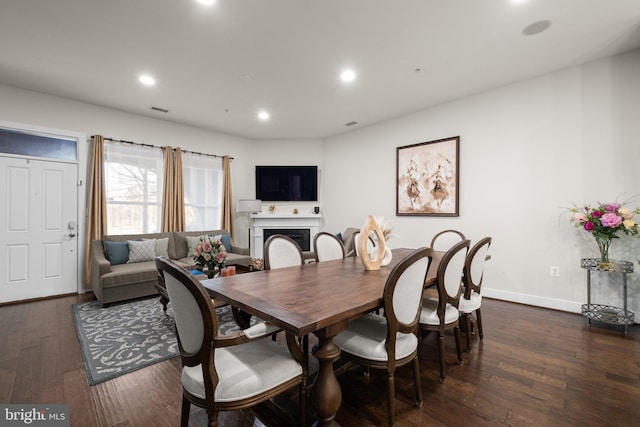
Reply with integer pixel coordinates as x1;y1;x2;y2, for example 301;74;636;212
202;247;443;426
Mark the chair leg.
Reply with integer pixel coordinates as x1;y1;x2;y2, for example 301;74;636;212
387;371;396;427
180;395;190;427
438;332;446;383
299;381;307;427
412;356;423;408
464;313;473;352
454;327;463;364
476;308;484;340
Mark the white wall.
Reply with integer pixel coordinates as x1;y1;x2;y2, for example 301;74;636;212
0;83;254;290
320;49;640;318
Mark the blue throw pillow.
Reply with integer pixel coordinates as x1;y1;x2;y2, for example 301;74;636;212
220;233;232;251
104;241;129;265
336;232;343;242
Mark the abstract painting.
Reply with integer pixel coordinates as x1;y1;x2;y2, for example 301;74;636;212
396;136;459;216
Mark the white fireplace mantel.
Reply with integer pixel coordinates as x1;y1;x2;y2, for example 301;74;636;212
251;213;322;259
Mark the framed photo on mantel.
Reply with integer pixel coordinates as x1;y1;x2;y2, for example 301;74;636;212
396;136;459;216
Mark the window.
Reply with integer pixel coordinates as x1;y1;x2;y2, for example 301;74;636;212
104;143;163;234
182;153;222;231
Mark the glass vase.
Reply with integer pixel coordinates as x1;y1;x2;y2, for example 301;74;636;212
594;235;612;269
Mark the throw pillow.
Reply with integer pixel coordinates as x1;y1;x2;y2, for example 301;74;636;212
104;241;129;265
127;239;156;263
213;233;232;251
144;237;169;257
186;235;204;258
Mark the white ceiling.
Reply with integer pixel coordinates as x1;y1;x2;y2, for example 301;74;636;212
2;0;640;140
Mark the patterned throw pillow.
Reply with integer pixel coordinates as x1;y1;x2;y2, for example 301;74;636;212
144;237;169;257
127;239;156;263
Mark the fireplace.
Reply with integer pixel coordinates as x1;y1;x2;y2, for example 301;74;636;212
250;213;322;259
264;228;311;251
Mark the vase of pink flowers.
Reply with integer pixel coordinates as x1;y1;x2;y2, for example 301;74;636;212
194;235;228;278
569;201;640;268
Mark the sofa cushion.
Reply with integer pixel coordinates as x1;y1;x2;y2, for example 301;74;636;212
186;235;203;257
104;241;129;265
101;261;158;288
127;239;156;263
145;237;169;257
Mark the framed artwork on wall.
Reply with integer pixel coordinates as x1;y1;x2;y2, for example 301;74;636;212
396;136;459;216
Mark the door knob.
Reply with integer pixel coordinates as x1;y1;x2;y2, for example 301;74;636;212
69;233;76;238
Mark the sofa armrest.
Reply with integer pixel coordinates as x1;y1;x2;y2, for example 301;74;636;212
90;240;112;294
229;243;249;256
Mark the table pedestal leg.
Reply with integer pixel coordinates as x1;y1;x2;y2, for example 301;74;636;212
311;333;342;427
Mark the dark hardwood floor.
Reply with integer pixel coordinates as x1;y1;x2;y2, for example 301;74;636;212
1;294;639;426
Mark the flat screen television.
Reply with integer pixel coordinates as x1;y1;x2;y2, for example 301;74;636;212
255;165;318;202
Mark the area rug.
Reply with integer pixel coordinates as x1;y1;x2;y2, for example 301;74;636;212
72;296;251;385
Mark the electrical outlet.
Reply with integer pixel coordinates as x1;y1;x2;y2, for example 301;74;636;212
550;266;560;277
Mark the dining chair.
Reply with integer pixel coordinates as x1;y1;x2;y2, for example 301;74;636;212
313;231;346;262
264;234;304;270
419;239;470;382
430;229;466;252
154;257;307;427
459;237;492;352
334;247;433;427
353;231;376;257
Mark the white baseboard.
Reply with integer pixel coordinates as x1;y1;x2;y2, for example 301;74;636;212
483;287;583;315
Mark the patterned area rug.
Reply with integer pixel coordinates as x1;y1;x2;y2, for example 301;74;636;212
72;296;248;385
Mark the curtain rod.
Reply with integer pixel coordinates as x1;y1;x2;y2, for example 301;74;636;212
91;135;233;160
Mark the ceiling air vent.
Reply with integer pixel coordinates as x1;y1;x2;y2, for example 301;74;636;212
344;121;358;127
150;106;169;113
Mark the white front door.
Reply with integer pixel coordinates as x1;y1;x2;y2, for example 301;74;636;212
0;156;78;303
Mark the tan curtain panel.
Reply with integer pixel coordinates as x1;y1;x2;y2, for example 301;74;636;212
161;146;185;232
161;146;175;232
174;148;185;231
222;155;234;238
84;135;107;286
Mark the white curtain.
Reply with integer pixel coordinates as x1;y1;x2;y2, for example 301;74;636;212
182;152;223;231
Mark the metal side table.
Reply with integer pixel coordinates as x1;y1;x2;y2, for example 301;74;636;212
580;258;634;334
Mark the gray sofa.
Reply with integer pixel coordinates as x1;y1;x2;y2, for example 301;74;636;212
90;229;250;306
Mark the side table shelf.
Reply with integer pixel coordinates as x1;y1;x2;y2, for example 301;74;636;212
580;258;634;334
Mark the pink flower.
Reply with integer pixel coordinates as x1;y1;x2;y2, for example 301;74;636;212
604;203;621;212
195;246;202;256
202;241;212;252
601;213;622;228
591;210;603;218
216;253;225;263
584;222;594;231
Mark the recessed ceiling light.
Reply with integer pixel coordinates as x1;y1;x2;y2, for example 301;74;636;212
522;20;552;36
258;111;270;121
340;69;356;82
195;0;216;6
138;74;156;86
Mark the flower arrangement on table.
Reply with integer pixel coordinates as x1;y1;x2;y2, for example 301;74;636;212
568;201;640;265
193;235;228;278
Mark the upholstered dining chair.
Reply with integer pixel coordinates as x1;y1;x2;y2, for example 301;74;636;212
419;239;470;382
313;231;345;262
353;231;376;257
154;256;307;427
334;247;433;427
264;234;304;270
430;229;466;252
459;237;492;352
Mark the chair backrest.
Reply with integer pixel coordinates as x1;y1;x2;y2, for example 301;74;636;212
353;231;375;256
154;257;217;367
383;247;433;337
430;229;466;252
435;239;470;316
264;234;304;270
463;237;492;298
313;232;345;262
